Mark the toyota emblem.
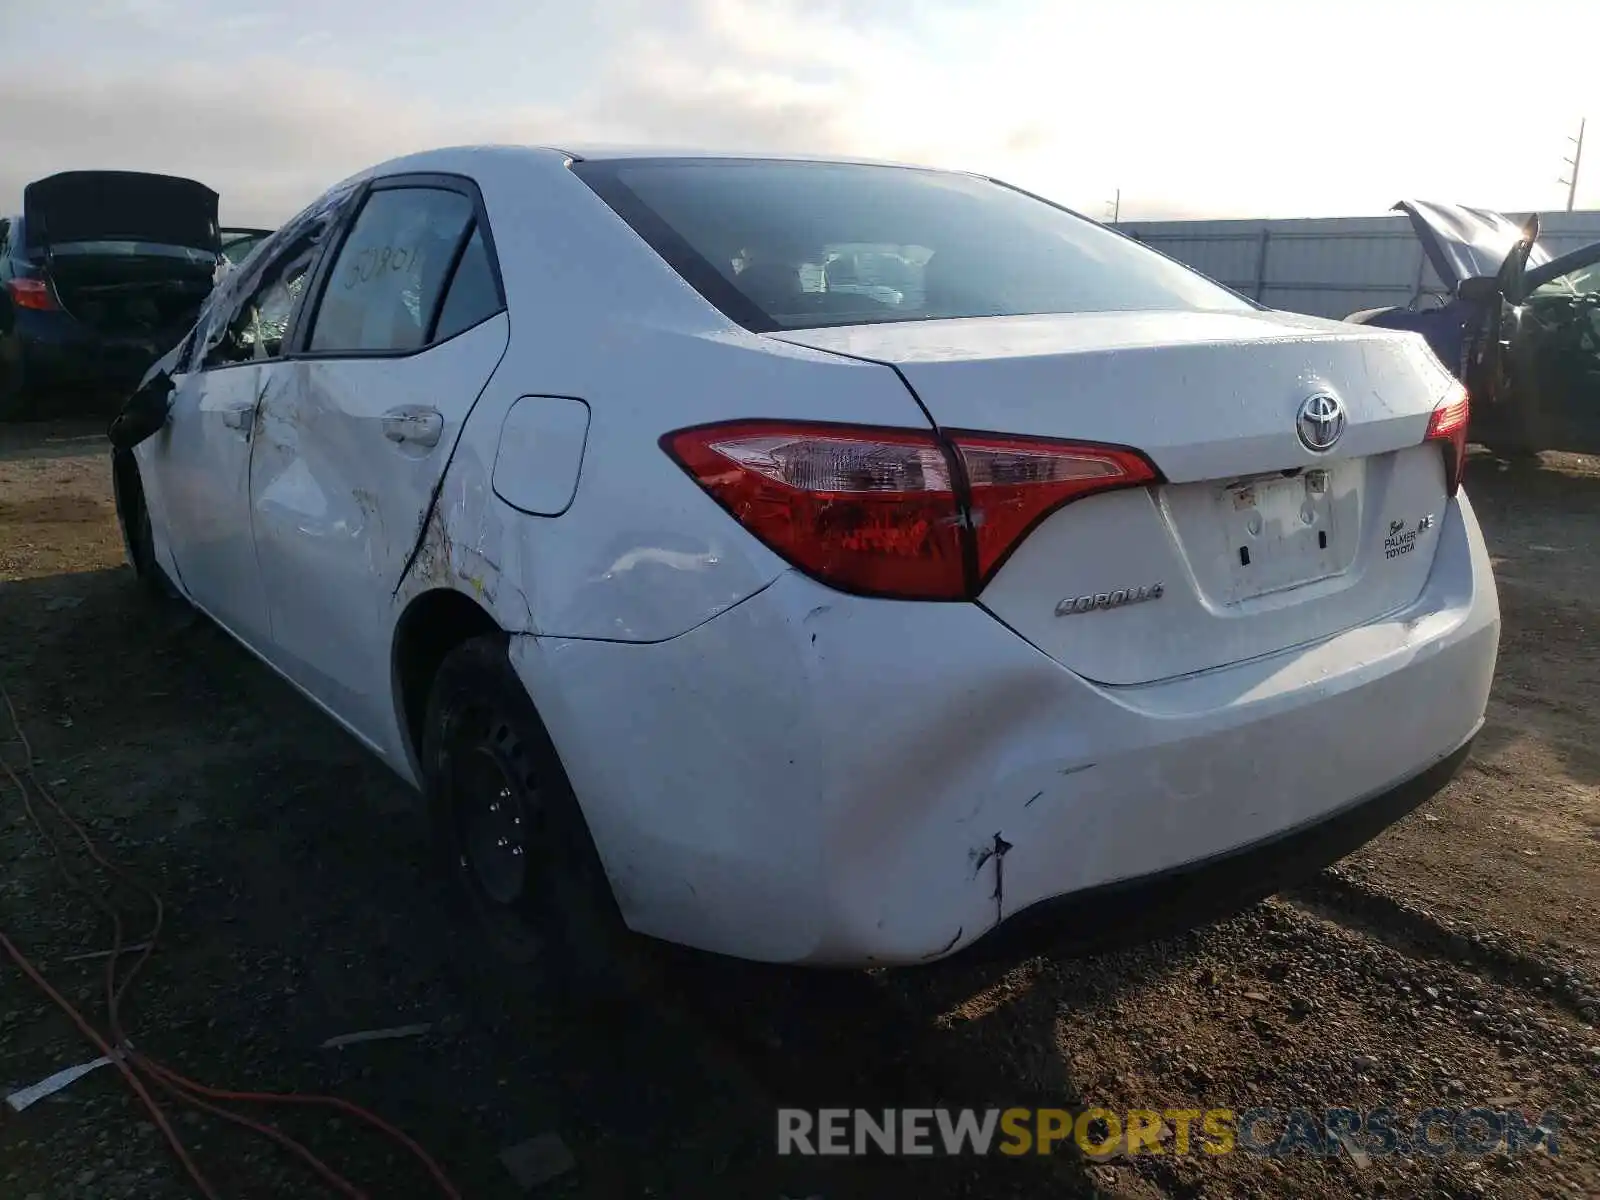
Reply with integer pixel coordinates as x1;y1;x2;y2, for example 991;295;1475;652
1296;392;1346;453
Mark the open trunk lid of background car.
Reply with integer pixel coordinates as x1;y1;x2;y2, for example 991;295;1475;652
23;171;220;255
771;309;1461;686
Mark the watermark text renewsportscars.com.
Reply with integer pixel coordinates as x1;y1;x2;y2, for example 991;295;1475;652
777;1106;1561;1159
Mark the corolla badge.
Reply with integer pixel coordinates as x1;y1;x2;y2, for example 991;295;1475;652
1296;392;1346;453
1055;583;1164;616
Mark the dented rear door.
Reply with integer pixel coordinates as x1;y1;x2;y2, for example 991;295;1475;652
248;178;509;749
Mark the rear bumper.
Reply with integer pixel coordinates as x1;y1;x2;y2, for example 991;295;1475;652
512;490;1499;967
9;309;168;400
968;735;1474;961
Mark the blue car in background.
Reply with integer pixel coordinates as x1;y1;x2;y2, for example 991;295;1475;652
1347;200;1600;456
0;171;223;421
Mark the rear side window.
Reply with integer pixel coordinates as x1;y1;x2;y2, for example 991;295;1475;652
573;158;1250;332
308;187;476;353
431;226;500;342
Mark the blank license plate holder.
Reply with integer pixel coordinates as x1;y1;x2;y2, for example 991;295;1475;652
1220;470;1340;601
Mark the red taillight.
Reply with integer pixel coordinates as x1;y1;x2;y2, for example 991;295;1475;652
1425;384;1470;496
948;432;1159;583
5;278;57;311
662;420;1160;600
663;421;967;599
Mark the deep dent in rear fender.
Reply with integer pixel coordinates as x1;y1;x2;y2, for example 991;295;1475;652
779;595;1068;954
505;575;1056;956
808;593;1129;954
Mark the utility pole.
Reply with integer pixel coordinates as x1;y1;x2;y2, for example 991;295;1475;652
1106;188;1121;224
1561;118;1585;212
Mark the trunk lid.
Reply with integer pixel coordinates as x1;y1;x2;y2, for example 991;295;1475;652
23;171;220;255
771;309;1459;685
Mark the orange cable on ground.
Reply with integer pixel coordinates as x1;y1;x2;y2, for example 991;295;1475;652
1;685;463;1200
2;750;370;1199
0;925;222;1200
0;750;222;1199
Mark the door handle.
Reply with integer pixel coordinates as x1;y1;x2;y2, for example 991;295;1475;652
382;406;443;449
221;404;253;432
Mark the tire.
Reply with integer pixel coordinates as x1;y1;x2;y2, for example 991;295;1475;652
111;452;181;600
422;635;650;999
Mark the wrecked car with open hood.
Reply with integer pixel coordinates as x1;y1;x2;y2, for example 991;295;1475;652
1;171;222;419
1346;200;1600;456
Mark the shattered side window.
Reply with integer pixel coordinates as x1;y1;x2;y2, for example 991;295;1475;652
201;233;319;368
196;184;357;371
252;247;315;357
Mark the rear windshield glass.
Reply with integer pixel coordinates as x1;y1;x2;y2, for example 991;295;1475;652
572;158;1250;331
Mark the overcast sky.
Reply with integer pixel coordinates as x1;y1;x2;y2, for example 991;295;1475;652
2;0;1594;227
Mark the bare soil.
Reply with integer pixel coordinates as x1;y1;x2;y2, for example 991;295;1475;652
1;424;1596;1199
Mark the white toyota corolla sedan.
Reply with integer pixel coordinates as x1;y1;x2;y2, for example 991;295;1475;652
110;145;1499;971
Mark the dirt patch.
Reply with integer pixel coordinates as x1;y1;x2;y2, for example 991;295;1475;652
0;428;1595;1199
1341;453;1600;963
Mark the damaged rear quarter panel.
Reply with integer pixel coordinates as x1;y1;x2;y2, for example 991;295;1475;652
403;366;785;644
410;324;925;644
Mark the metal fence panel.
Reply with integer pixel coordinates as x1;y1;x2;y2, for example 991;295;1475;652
1124;210;1600;320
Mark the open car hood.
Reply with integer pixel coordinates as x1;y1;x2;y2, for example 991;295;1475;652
1394;199;1551;290
23;171;219;254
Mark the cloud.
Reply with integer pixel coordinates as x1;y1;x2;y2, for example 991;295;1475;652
0;61;440;223
0;0;1099;227
0;0;896;224
574;53;860;155
5;0;1594;229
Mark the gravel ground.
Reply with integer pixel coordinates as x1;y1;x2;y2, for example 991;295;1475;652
0;421;1596;1199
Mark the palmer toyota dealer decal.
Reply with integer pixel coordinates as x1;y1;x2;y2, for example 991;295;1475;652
1384;514;1436;560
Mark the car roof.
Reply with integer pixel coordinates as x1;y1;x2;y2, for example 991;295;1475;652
557;145;949;171
352;143;965;184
